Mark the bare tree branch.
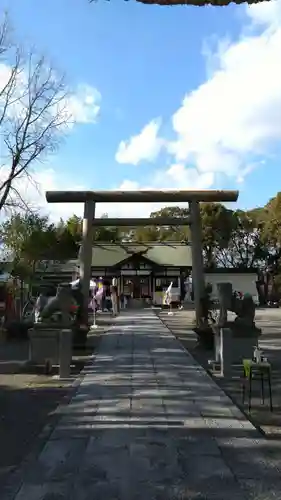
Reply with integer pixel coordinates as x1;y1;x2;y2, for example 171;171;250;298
0;18;23;131
0;18;71;213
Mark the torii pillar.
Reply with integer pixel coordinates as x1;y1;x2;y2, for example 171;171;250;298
189;200;205;326
79;200;95;323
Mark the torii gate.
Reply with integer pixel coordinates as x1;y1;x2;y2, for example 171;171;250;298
45;189;238;324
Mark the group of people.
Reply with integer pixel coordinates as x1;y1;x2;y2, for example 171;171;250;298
71;274;191;317
69;275;127;317
87;276;124;316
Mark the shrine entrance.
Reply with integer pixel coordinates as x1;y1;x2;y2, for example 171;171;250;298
45;189;239;324
123;276;150;299
131;277;141;298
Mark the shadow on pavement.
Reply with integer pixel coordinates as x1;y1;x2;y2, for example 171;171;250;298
158;310;281;438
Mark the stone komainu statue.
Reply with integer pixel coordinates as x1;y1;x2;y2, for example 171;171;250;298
34;294;49;322
217;282;233;326
198;283;214;325
36;285;77;323
217;282;257;329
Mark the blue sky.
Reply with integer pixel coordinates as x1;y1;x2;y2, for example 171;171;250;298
3;0;281;219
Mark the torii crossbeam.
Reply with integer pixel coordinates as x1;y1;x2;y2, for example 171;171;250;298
92;217;191;226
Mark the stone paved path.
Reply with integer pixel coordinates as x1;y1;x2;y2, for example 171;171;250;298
7;311;281;499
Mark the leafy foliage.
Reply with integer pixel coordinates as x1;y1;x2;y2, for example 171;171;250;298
0;212;78;281
200;203;234;268
131;206;190;243
215;210;267;269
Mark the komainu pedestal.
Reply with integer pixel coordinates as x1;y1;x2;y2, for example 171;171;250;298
216;282;261;363
29;324;60;366
29;284;76;374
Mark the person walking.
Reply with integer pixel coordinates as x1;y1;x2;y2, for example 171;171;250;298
111;277;118;316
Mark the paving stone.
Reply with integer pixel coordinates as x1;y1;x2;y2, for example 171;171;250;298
14;483;70;500
70;480;124;500
49;422;94;440
175;435;221;456
24;439;87;483
239;479;281;499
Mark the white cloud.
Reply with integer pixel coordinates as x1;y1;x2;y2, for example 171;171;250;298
0;62;101;126
118;180;140;191
114;2;281;187
166;164;214;189
0;161;214;222
65;84;101;124
167;2;281;182
14;168;124;221
111;4;281;216
236;163;257;184
0;165;86;221
247;0;281;27
110;164;214;218
115;119;164;165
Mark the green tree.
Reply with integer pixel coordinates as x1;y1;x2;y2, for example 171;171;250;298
260;193;281;259
258;193;281;298
0;213;50;262
93;213;121;243
65;215;83;243
64;213;122;243
0;213;79;291
148;206;190;242
131;226;161;243
216;209;267;269
200;203;234;268
55;224;79;259
0;213;52;294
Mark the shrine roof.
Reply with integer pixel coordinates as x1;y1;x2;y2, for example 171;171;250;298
85;242;192;268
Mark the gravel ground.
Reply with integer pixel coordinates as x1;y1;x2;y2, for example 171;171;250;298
158;307;281;438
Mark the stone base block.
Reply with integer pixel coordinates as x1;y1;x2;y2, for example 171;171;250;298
29;328;60;365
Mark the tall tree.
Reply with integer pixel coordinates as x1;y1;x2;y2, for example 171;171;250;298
65;215;83;243
0;14;70;212
0;213;50;262
131;226;161;243
200;203;234;268
0;213;79;287
0;213;52;289
148;206;190;242
216;209;267;269
93;213;121;243
64;213;122;244
260;193;281;264
257;194;281;299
